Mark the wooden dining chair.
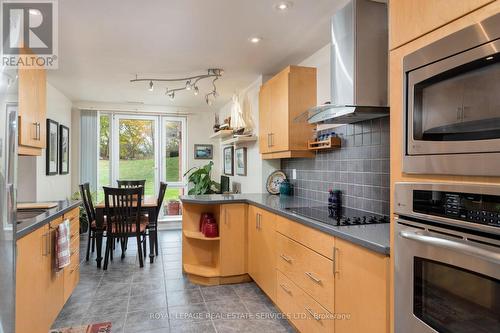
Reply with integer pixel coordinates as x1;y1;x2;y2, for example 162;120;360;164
149;182;168;256
80;183;100;261
103;186;148;269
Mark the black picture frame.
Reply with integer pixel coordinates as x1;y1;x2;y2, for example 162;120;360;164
223;146;234;176
59;124;70;175
194;144;213;159
46;119;59;176
235;147;247;176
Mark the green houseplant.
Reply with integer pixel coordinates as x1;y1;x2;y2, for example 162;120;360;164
184;161;220;195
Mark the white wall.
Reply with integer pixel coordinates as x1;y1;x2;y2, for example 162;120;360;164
216;44;331;193
217;76;279;193
17;83;74;202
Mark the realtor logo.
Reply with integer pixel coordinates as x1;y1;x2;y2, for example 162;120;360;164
1;0;58;68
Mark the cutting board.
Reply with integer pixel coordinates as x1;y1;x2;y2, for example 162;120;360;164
17;202;58;210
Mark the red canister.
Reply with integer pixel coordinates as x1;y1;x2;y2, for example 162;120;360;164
203;219;219;238
199;212;213;232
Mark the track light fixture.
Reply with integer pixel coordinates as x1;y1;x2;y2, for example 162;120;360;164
131;69;223;105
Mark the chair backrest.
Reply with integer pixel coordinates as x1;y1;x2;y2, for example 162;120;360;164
79;183;96;223
156;182;168;216
117;179;146;188
103;186;143;235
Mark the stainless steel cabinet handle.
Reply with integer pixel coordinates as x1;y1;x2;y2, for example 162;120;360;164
305;271;322;284
42;233;49;256
399;230;500;265
224;208;228;224
37;122;41;140
270;133;274;147
267;133;271;148
280;254;293;263
305;307;321;321
279;283;292;294
32;122;38;140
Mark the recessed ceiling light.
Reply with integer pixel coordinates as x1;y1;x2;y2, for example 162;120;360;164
249;37;262;44
486;56;494;60
275;1;293;11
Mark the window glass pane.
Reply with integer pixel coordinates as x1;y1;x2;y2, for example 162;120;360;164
118;118;155;196
165;121;183;182
98;114;110;202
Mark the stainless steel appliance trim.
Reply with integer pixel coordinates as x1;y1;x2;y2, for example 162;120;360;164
394;220;500;333
407;39;500;156
394;182;500;235
399;230;500;264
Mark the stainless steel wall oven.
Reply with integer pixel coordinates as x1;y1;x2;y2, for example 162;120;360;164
394;183;500;333
403;13;500;176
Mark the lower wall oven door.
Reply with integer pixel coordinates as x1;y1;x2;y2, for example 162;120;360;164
394;220;500;333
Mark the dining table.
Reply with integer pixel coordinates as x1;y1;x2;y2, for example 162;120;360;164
94;195;159;268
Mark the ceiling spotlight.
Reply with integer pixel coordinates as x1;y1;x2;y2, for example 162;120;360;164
168;91;175;101
194;86;199;96
486;56;494;60
185;81;192;90
148;80;154;91
275;1;293;11
249;36;262;44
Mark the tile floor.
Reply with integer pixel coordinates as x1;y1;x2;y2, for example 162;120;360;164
52;230;295;333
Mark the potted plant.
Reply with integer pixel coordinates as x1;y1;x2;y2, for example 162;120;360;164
184;161;220;195
167;199;181;215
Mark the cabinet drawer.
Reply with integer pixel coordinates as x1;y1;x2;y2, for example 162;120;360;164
276;215;334;259
70;237;79;257
277;270;334;333
63;254;80;302
64;208;80;224
277;233;334;313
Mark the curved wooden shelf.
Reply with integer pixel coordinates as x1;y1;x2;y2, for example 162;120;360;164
183;263;219;277
183;230;220;241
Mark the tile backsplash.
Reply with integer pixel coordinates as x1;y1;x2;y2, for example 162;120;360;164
281;117;390;216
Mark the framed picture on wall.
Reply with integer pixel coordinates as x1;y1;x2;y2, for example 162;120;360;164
194;144;213;159
59;125;70;174
223;146;234;175
235;147;247;176
46;119;59;176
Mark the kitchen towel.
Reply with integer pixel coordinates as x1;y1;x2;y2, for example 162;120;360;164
56;219;71;269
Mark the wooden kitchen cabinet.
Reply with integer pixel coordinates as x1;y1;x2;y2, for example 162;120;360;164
389;0;494;50
16;224;49;333
18;67;47;155
16;208;81;333
220;204;247;276
259;65;316;159
334;238;389;333
248;205;277;302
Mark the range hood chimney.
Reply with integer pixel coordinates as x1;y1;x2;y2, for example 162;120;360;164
307;0;389;124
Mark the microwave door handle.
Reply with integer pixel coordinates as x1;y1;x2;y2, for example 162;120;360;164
399;230;500;265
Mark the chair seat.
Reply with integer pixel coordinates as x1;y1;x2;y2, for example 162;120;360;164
111;221;148;233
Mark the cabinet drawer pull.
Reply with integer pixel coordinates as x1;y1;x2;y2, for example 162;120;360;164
305;271;322;284
279;283;292;294
305;307;321;321
280;254;293;263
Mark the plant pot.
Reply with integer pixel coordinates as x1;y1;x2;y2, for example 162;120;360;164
167;200;181;215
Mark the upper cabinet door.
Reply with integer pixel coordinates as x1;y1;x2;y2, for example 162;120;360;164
269;70;290;152
18;68;46;149
389;0;495;50
259;83;272;154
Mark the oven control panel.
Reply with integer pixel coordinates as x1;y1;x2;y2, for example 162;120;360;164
413;190;500;228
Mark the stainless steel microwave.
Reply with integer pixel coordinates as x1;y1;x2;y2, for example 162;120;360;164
403;13;500;176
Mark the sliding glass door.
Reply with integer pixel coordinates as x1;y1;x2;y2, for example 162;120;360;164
97;112;187;221
161;117;186;218
113;115;158;197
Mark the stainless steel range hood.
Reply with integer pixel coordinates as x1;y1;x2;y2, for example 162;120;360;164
306;0;389;124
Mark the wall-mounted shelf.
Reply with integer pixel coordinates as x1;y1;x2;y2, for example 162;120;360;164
209;130;233;139
221;136;258;146
308;137;341;151
183;230;220;241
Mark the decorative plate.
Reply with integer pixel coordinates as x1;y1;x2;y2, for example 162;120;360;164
266;170;287;195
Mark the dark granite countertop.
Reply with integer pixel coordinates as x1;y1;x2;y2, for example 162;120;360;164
180;194;390;255
16;200;82;239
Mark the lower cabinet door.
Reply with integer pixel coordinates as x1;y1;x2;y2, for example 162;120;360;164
220;204;247;276
277;270;334;333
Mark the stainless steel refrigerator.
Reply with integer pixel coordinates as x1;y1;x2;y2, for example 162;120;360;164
0;71;18;333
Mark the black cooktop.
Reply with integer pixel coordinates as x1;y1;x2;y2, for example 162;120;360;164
285;206;389;226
